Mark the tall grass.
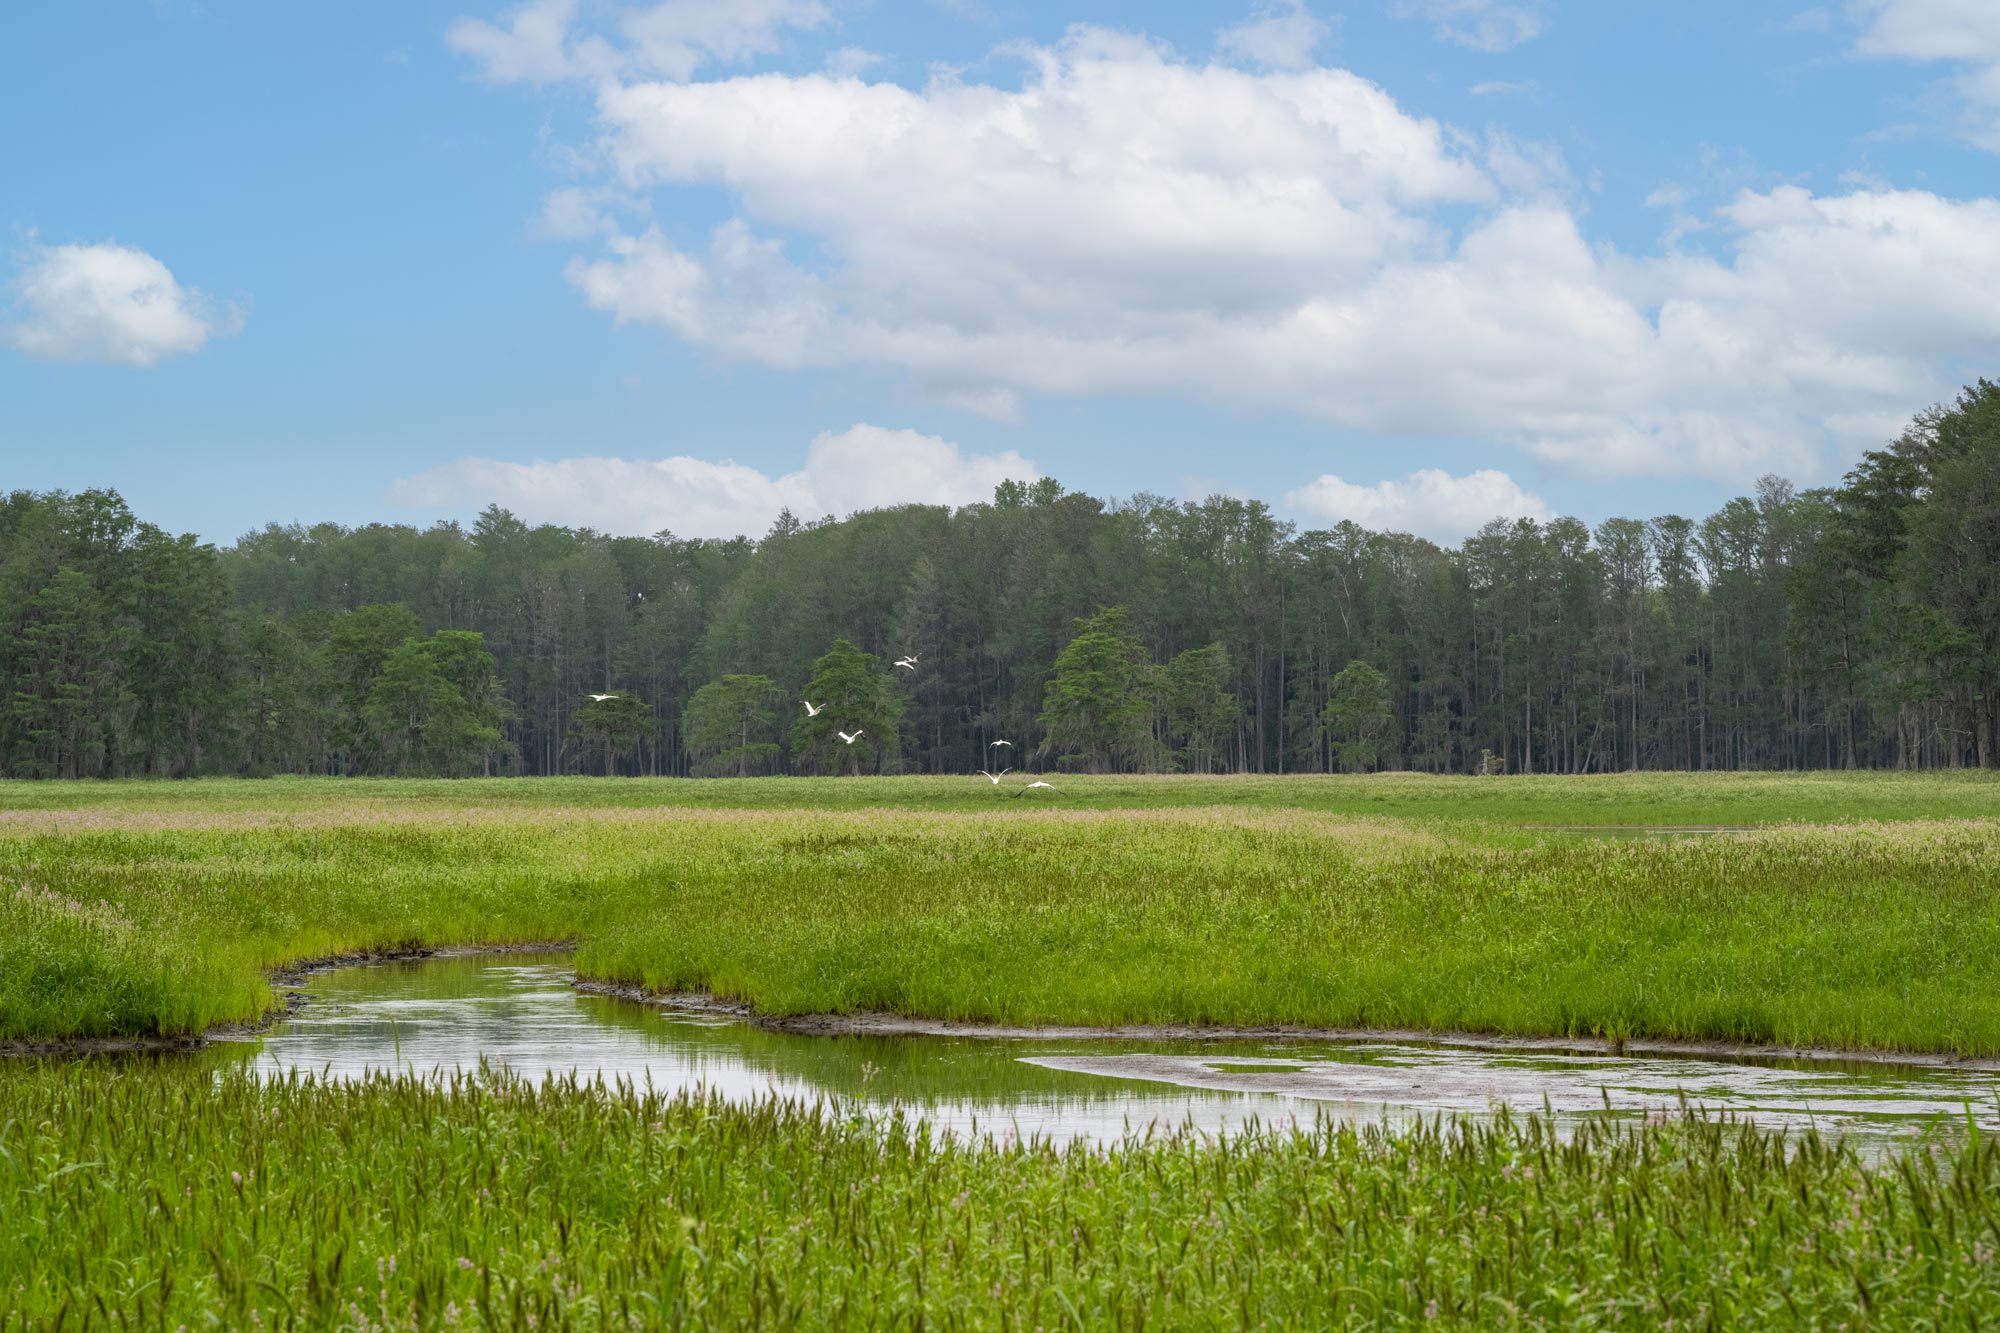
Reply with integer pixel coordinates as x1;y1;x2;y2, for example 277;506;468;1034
3;795;1999;1054
1;1065;1996;1328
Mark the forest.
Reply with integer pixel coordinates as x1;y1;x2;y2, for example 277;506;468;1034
3;380;1996;779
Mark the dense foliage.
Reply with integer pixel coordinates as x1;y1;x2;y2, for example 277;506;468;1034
4;1066;1997;1329
6;383;1999;777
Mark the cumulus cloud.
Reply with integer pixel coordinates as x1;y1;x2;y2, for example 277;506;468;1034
387;424;1039;538
1217;1;1334;70
5;239;236;367
1389;0;1551;53
1851;0;2000;148
448;0;828;85
458;8;2000;483
1286;468;1549;542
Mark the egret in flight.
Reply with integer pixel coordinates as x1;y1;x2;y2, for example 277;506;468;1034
1014;781;1057;796
837;729;865;745
585;693;619;702
802;700;823;717
989;739;1013;750
977;768;1011;785
893;657;918;671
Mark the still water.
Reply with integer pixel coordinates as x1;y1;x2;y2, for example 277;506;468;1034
222;953;1999;1148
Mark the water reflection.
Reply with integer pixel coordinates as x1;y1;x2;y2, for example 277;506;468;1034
223;953;1999;1148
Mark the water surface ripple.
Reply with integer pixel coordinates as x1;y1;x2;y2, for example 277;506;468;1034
225;954;1998;1148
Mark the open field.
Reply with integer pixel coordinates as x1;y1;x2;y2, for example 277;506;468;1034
3;1065;1998;1329
5;769;2000;824
2;773;1998;1054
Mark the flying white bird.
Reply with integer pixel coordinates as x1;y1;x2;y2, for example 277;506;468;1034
837;730;865;745
989;739;1013;750
585;693;619;702
893;657;918;671
1014;781;1058;796
977;768;1011;785
802;701;823;717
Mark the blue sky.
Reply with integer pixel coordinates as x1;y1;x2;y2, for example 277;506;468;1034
5;0;2000;544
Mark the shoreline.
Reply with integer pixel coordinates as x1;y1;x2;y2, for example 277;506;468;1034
580;976;2000;1072
0;942;573;1057
9;945;1998;1072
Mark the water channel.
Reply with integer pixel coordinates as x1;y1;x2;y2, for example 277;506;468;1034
215;952;2000;1149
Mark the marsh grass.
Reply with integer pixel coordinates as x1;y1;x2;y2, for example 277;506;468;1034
0;781;1996;1053
2;1064;1998;1328
3;769;1998;823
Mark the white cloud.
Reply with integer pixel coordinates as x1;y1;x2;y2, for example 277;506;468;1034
1286;468;1550;542
387;424;1040;538
448;0;829;85
1469;78;1537;96
447;0;584;83
1852;0;2000;60
1390;0;1551;53
5;239;236;367
571;28;1492;383
823;46;884;79
459;10;2000;484
534;185;634;240
1851;0;2000;148
1217;1;1334;71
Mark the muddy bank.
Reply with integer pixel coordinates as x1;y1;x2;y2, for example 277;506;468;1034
577;978;2000;1072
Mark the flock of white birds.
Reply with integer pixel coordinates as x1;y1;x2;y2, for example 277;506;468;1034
584;663;1059;794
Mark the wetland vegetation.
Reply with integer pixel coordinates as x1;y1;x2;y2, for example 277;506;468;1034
2;773;1997;1055
4;772;1998;1327
6;1064;2000;1329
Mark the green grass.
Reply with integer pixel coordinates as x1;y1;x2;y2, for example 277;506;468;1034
3;768;1999;823
2;1065;1997;1329
2;774;1999;1054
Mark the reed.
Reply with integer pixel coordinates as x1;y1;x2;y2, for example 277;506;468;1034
1;1064;1995;1329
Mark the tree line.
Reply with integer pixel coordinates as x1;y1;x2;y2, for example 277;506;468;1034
5;381;1998;779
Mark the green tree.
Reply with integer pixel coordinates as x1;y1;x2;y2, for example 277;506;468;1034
575;693;651;776
363;631;509;776
326;603;422;773
1322;659;1391;774
1903;381;2000;766
791;640;903;774
420;630;512;775
6;568;127;778
240;612;331;775
1039;607;1152;773
684;674;782;777
126;527;236;777
1161;643;1236;773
